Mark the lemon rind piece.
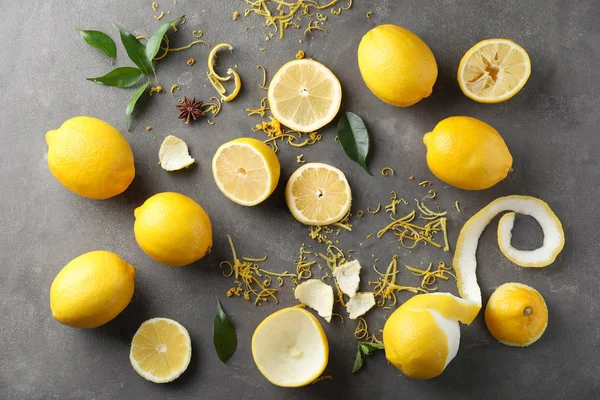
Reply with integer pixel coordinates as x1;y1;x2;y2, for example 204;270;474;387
252;307;329;387
332;260;361;297
294;279;334;322
158;135;195;171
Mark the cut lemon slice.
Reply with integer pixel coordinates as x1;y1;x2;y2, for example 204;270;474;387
285;162;352;225
212;137;280;206
130;318;192;383
454;195;564;307
458;38;531;103
252;307;329;387
268;59;342;132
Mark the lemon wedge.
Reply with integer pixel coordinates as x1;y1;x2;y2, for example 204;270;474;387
212;137;280;206
458;38;531;103
130;318;192;383
252;307;329;387
454;195;565;307
285;162;351;225
268;59;342;132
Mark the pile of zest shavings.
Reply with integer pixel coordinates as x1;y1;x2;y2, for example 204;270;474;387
240;0;353;40
220;235;296;305
308;210;352;244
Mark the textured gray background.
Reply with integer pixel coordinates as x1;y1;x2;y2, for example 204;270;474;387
1;0;599;399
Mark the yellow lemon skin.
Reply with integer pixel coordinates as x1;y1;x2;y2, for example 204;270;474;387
358;24;438;107
50;251;136;328
383;307;450;379
485;282;548;347
134;192;213;267
423;116;513;190
46;116;135;200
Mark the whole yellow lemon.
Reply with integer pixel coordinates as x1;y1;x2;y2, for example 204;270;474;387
50;251;136;328
46;116;135;199
358;24;438;107
423;116;513;190
134;192;213;267
485;282;548;347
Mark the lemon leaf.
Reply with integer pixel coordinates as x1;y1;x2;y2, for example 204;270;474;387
114;24;154;77
76;28;117;63
213;299;237;363
126;82;149;131
337;112;372;176
87;67;143;88
146;16;183;62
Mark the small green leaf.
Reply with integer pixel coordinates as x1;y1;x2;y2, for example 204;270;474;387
126;82;149;130
87;67;143;88
146;16;183;62
76;28;117;61
213;299;237;363
361;342;385;351
352;347;365;374
114;24;154;76
337;111;372;175
353;342;384;374
359;343;372;356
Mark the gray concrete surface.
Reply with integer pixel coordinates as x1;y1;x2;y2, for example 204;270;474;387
1;0;599;399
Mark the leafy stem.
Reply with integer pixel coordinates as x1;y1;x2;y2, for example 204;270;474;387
352;341;384;374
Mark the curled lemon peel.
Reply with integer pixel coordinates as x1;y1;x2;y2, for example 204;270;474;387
455;201;461;213
208;43;233;82
154;11;165;20
296;50;305;59
356;210;364;217
169;84;181;95
453;195;565;307
222;68;242;102
367;204;381;214
256;118;322;153
256;65;268;89
366;11;372;18
381;167;394;176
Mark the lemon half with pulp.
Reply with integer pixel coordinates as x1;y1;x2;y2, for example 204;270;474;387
458;38;531;103
268;59;342;132
130;317;192;383
285;162;351;226
212;137;280;206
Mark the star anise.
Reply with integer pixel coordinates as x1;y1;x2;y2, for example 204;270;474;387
176;97;205;124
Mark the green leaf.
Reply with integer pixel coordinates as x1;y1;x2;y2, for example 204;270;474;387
353;342;384;374
361;342;385;351
126;82;149;130
76;28;117;62
87;67;143;88
114;24;154;76
146;16;183;62
352;347;365;374
213;299;237;363
337;111;372;175
359;343;372;356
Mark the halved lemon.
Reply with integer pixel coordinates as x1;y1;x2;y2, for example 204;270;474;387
130;318;192;383
252;307;329;387
212;137;280;206
268;59;342;132
285;162;351;226
458;38;531;103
